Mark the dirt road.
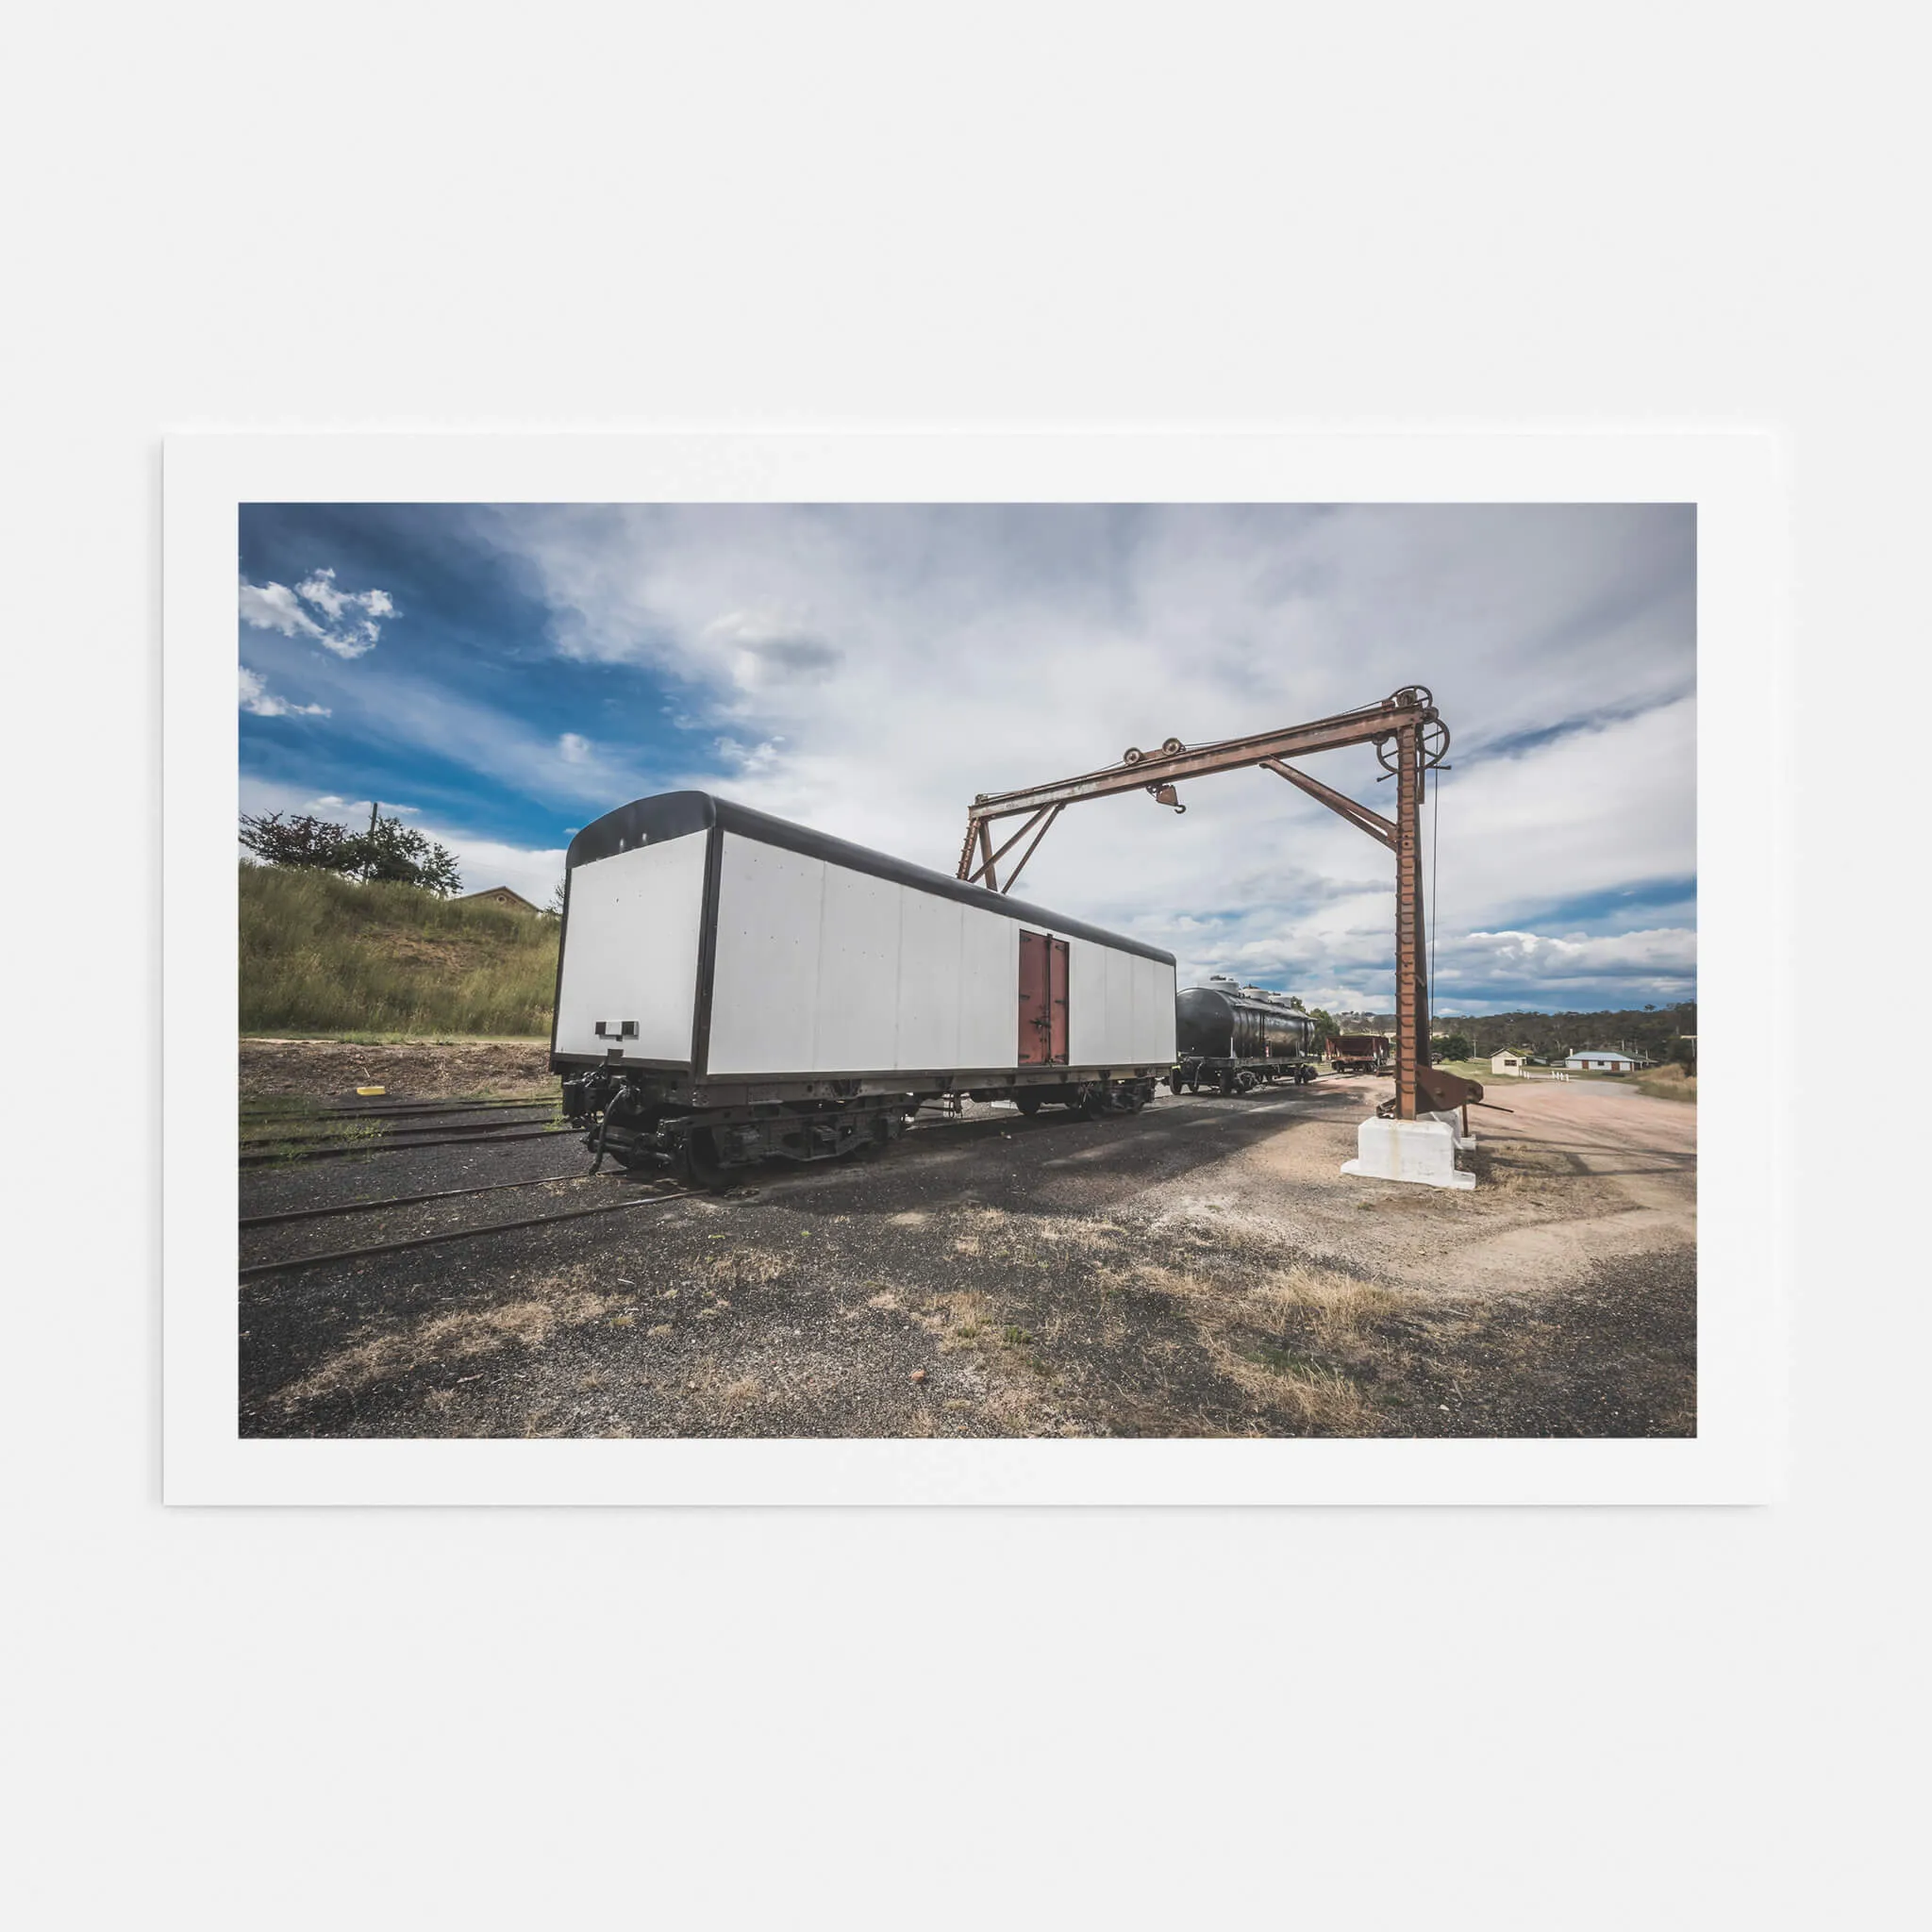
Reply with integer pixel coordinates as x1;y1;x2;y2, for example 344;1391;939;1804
239;1074;1695;1440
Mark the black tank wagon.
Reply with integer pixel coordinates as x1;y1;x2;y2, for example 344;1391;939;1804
1171;976;1318;1094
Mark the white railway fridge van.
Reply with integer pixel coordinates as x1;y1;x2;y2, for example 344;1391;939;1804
550;791;1176;1176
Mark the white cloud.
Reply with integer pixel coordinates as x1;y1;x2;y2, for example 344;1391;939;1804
437;835;568;909
484;504;1696;1009
1456;927;1698;978
238;581;324;641
296;569;393;624
242;506;1693;1013
240;568;395;658
713;735;784;774
239;665;328;718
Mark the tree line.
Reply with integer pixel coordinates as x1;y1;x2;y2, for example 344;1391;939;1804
1305;1003;1697;1066
239;806;463;896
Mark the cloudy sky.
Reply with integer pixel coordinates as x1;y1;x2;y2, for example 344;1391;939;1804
238;503;1694;1017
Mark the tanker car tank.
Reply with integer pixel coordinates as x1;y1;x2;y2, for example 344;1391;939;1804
1171;975;1318;1095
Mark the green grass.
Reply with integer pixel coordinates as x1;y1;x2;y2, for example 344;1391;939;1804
239;863;558;1037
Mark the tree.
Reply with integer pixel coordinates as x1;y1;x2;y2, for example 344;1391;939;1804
239;810;356;871
1433;1032;1474;1062
237;807;463;896
548;875;566;916
1307;1007;1339;1048
352;813;462;894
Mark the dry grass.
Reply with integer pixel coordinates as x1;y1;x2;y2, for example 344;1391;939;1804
1213;1345;1377;1432
1639;1067;1697;1102
278;1272;616;1408
1125;1257;1397;1435
705;1246;788;1291
1468;1142;1582;1195
924;1290;998;1349
241;862;558;1037
1246;1264;1403;1351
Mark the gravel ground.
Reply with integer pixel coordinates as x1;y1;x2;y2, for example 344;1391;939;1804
239;1068;1696;1439
241;1037;551;1099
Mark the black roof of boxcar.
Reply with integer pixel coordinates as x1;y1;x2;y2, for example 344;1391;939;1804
568;791;1175;965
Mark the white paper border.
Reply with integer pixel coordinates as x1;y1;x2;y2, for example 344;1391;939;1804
164;429;1786;1504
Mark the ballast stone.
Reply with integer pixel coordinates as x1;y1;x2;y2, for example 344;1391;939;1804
1341;1113;1476;1191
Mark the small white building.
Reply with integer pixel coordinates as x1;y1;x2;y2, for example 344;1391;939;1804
1490;1048;1528;1074
1566;1050;1639;1074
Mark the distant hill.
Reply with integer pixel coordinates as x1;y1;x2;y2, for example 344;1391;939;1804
1435;1006;1695;1063
240;863;558;1038
1329;1004;1703;1063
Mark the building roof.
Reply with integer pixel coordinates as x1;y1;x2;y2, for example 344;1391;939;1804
456;885;541;913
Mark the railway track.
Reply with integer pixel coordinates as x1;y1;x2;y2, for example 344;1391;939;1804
237;1092;1289;1280
240;1170;606;1228
239;1097;558;1124
239;1177;693;1277
246;1112;561;1150
239;1124;576;1167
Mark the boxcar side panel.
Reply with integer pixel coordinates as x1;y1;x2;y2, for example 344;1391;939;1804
554;836;708;1062
811;862;905;1072
708;828;1166;1078
956;904;1020;1068
1133;952;1178;1062
706;835;828;1074
1065;939;1110;1065
893;890;966;1070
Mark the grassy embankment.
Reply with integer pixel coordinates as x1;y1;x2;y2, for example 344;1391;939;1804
240;863;558;1037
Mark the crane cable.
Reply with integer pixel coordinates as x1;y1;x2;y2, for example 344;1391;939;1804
1427;763;1441;1023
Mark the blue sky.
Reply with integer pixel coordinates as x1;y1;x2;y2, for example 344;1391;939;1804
239;503;1696;1016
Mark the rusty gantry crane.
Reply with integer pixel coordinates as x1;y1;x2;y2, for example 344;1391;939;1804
956;686;1463;1124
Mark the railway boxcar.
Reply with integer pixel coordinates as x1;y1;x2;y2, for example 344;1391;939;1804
551;791;1175;1181
1326;1033;1392;1074
1171;976;1318;1093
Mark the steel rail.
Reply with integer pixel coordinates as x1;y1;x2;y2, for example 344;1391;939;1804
239;1125;575;1168
239;1188;694;1278
243;1113;561;1148
239;1098;557;1124
239;1171;606;1229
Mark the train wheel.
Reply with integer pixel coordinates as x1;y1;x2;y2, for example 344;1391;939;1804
680;1127;734;1192
1016;1092;1042;1116
1078;1087;1108;1120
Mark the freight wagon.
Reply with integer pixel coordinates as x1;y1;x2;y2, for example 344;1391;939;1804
1171;976;1318;1093
551;792;1176;1184
1326;1033;1392;1075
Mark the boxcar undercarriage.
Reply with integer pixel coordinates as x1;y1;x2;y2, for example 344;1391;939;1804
561;1064;1163;1187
